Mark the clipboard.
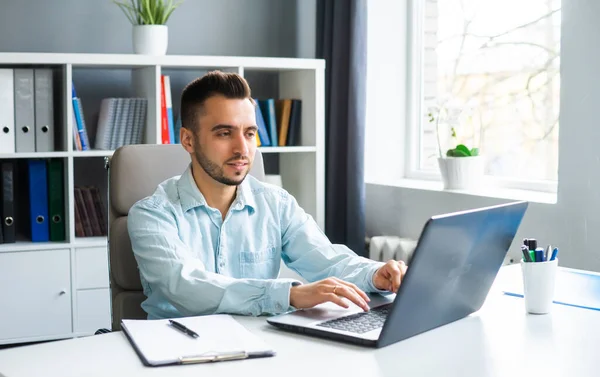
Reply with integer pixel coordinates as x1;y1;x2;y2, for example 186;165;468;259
121;314;275;366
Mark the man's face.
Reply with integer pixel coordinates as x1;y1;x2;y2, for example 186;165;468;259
186;95;257;186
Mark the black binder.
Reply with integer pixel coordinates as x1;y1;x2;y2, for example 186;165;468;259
1;161;15;243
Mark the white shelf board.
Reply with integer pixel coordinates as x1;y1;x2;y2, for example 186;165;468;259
259;146;317;153
71;150;114;158
0;152;69;159
73;237;107;247
0;53;324;71
0;241;71;253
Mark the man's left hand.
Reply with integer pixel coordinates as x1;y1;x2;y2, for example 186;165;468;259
372;260;408;293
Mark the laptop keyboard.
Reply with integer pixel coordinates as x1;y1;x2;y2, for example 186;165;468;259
316;304;392;334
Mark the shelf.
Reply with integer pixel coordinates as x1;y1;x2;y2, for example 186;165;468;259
0;152;69;159
72;150;114;158
73;237;107;247
258;146;317;153
68;147;317;156
0;53;325;71
0;241;71;253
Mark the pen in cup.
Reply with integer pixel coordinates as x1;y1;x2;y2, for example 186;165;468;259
521;245;533;262
549;247;559;261
521;238;558;263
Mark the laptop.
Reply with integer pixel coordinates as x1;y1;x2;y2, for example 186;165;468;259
267;201;528;348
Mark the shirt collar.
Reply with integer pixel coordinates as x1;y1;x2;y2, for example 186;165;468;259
177;164;256;213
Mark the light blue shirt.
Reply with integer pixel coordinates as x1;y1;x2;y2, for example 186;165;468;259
128;165;385;319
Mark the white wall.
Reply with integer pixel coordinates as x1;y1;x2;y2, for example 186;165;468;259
0;0;299;56
366;0;600;271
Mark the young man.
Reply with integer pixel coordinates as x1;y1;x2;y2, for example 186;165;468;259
128;71;407;319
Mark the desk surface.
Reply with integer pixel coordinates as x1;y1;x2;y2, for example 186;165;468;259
2;265;600;377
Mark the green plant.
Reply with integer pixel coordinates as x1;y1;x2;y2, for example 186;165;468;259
113;0;184;25
446;144;479;157
427;105;481;158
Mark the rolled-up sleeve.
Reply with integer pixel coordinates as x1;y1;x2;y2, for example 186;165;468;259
128;200;299;316
278;192;385;292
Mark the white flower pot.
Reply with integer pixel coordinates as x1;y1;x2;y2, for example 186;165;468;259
437;156;484;190
132;25;168;55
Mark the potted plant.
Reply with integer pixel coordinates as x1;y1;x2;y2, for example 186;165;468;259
428;105;484;190
113;0;184;55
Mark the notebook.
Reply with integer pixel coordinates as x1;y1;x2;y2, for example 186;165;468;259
502;267;600;311
121;314;275;366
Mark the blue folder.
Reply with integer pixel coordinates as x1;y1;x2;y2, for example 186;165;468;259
28;160;49;242
503;268;600;312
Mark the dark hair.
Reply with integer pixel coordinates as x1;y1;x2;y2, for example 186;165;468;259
180;70;253;132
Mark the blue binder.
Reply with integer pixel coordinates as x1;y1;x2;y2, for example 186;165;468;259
28;160;49;242
503;268;600;312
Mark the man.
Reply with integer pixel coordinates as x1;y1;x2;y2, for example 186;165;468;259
128;71;407;319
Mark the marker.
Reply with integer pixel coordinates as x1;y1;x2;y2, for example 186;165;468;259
527;238;538;251
535;247;545;262
521;245;532;262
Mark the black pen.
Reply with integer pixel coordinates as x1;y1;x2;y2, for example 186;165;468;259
168;319;199;338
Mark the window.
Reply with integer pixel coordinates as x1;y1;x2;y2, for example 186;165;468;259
408;0;561;190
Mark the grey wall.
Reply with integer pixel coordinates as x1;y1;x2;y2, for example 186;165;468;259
0;0;303;57
366;0;600;272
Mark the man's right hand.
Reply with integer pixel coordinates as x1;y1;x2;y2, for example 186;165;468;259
289;277;371;312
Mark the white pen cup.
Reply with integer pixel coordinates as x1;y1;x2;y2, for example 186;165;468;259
521;258;558;314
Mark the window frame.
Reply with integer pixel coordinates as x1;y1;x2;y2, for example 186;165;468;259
403;0;558;194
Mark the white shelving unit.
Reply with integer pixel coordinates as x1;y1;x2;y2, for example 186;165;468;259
0;53;325;345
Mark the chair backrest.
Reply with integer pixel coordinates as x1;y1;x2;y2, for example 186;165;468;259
107;144;265;330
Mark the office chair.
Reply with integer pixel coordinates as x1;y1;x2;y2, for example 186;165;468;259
106;144;265;330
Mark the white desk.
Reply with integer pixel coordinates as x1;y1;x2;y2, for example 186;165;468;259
1;265;600;377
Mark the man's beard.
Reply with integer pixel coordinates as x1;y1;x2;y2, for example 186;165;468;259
194;146;250;186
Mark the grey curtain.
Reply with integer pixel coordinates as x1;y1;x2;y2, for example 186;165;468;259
317;0;368;257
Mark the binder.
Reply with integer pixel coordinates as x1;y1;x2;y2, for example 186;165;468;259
34;69;55;152
121;315;275;366
1;161;15;243
27;160;49;242
14;69;36;153
95;98;116;150
0;69;15;154
47;159;65;241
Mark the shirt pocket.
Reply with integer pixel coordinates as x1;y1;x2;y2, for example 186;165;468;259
239;246;280;279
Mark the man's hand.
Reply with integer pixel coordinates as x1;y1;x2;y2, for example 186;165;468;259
289;277;371;312
372;260;408;293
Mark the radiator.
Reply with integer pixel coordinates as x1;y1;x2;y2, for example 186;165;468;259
367;236;417;264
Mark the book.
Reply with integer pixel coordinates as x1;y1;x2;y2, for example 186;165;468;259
164;75;175;144
286;99;302;146
254;100;271;146
276;99;292;146
259;99;278;146
71;85;90;151
160;75;170;144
